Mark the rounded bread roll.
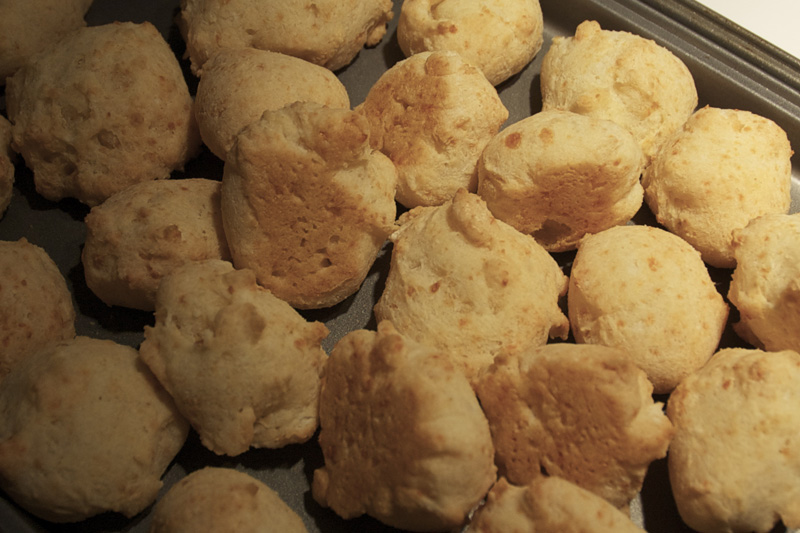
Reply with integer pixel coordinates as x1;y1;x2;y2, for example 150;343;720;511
178;0;394;74
642;106;793;268
312;321;497;532
221;101;397;309
5;22;200;207
728;213;800;353
475;342;674;509
357;50;508;208
397;0;544;86
374;189;569;382
477;109;644;252
568;224;729;394
469;476;646;532
0;0;92;83
194;48;350;161
0;336;189;523
139;259;328;456
150;467;308;533
0;238;75;381
667;347;800;533
82;178;231;312
540;20;697;163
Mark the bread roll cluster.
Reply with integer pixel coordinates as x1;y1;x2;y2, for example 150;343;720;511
0;1;797;532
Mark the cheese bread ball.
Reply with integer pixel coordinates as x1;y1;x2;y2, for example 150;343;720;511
475;343;674;510
312;321;497;532
470;476;646;533
667;347;800;533
150;467;308;533
358;50;508;208
140;260;328;456
82;178;231;312
541;20;697;163
0;239;75;381
0;115;14;215
477;109;644;252
5;22;200;207
221;102;397;309
397;0;544;86
568;225;729;394
0;0;92;83
728;213;800;352
374;189;569;382
0;336;189;523
179;0;393;74
194;48;350;161
642;106;793;268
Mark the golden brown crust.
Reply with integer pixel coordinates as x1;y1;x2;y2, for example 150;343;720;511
150;467;308;533
568;225;729;394
194;48;350;161
5;22;200;207
477;109;644;252
541;20;697;164
470;476;647;532
221;102;397;309
82;178;231;311
667;347;800;533
358;50;508;208
139;260;328;456
0;0;93;82
397;0;544;86
728;213;800;353
0;336;189;523
0;238;75;381
475;343;673;509
179;0;394;74
312;321;497;531
374;189;569;382
642;106;792;268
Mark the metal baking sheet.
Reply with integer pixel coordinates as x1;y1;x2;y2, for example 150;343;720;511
1;0;798;531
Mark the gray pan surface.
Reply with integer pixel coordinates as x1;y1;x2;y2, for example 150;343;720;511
0;0;799;532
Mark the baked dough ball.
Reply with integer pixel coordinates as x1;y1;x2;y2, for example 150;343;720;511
667;347;800;533
5;22;200;207
0;115;14;215
357;50;508;208
82;178;231;312
221;102;397;309
0;239;75;381
397;0;544;86
477;109;644;252
541;20;697;164
312;321;496;532
0;336;189;523
469;476;646;533
139;260;328;456
150;467;308;533
568;225;729;394
643;106;793;268
178;0;394;74
0;0;92;83
475;343;674;509
194;48;351;161
728;213;800;352
374;189;569;382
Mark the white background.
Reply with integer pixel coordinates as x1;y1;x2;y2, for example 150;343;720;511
695;0;800;58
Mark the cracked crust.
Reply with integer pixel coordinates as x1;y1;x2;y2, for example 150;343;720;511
221;102;397;309
475;342;674;509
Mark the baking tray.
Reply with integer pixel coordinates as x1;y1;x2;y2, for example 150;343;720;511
0;0;798;531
